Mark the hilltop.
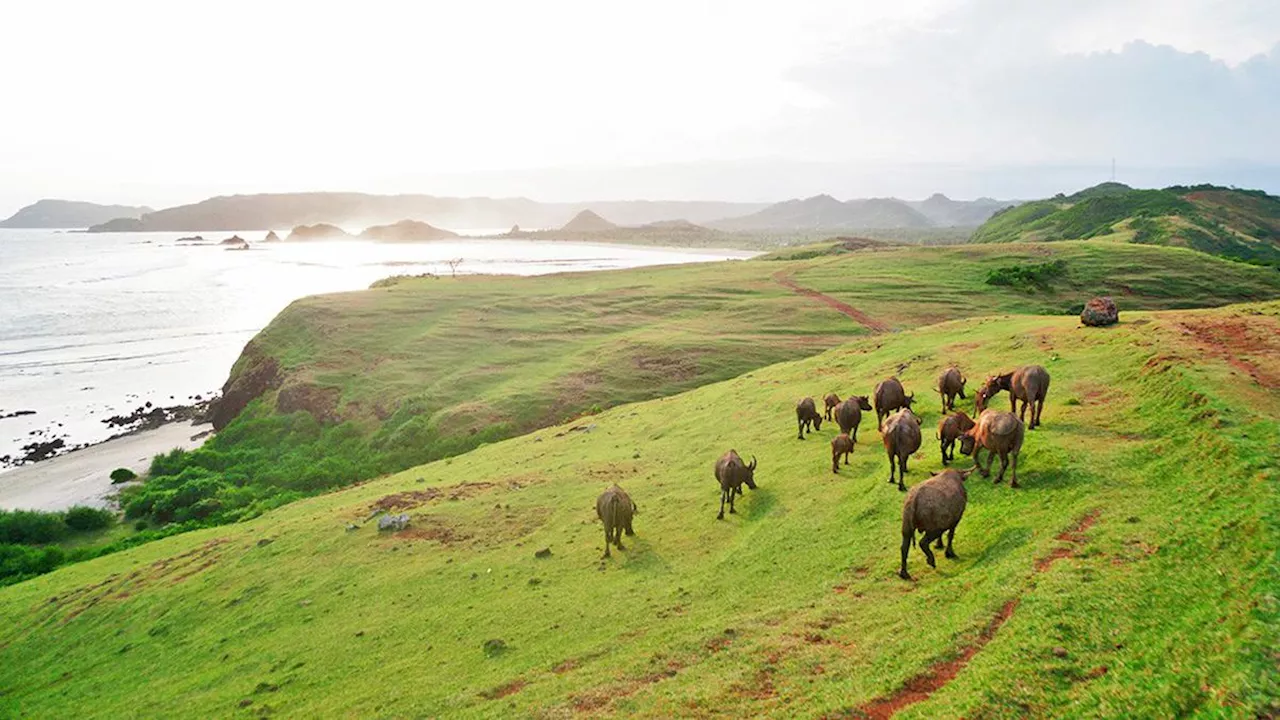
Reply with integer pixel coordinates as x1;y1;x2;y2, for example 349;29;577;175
359;219;458;242
0;199;152;229
2;298;1276;716
81;193;767;233
560;209;618;232
971;183;1280;266
712;194;1008;232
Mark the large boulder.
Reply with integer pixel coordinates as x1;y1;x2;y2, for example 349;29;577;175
1080;296;1119;326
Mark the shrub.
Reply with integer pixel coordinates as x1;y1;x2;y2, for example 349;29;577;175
0;509;68;544
985;260;1069;291
0;543;65;585
110;467;138;484
64;506;115;532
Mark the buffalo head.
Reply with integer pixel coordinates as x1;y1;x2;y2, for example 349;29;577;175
855;395;872;411
744;456;758;489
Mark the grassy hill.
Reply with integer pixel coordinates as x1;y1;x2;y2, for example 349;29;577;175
2;300;1276;717
970;183;1280;267
100;242;1280;532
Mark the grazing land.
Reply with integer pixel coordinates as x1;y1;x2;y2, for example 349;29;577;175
114;241;1280;530
2;301;1276;717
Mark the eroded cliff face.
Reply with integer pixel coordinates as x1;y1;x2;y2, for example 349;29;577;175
208;342;281;430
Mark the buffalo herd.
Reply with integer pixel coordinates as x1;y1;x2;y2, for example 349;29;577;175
596;364;1051;579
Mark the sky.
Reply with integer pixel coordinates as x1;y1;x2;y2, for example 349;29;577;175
1;0;1278;213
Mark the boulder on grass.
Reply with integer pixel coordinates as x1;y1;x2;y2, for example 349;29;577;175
1080;296;1119;327
378;513;410;532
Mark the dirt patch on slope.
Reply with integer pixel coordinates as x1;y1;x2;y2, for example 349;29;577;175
772;269;890;332
833;510;1101;719
1176;316;1280;390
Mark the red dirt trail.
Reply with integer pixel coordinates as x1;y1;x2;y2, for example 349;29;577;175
839;509;1101;720
772;269;891;333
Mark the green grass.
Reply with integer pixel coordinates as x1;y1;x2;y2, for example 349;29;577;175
1;301;1276;717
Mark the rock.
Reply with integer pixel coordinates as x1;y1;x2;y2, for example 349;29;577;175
286;223;351;241
219;235;248;246
345;523;359;532
262;230;281;242
378;513;410;531
482;639;508;657
1052;646;1069;658
1080;296;1119;326
176;235;204;242
535;548;552;559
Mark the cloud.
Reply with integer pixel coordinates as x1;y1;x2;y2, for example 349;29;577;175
783;0;1280;166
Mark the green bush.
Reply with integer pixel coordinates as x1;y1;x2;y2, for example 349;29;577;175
63;506;115;532
0;543;65;586
110;467;138;484
0;509;68;544
985;260;1069;291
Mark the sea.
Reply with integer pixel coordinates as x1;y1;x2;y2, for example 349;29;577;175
0;229;753;468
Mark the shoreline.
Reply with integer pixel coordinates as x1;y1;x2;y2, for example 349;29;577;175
0;421;211;512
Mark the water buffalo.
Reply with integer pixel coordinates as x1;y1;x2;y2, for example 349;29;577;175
937;411;976;465
831;433;854;473
714;450;758;520
980;365;1050;429
874;377;915;430
882;408;922;491
823;393;841;420
834;395;872;441
795;397;824;440
960;410;1026;487
899;468;972;580
595;484;637;558
936;367;967;413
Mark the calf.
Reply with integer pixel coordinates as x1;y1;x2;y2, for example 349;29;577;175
937;411;976;465
831;433;854;473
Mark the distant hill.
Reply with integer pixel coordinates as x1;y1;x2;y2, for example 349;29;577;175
0;199;152;228
560;210;617;232
359;220;458;242
971;182;1280;266
710;193;1003;231
906;193;1010;226
81;192;766;233
285;223;352;241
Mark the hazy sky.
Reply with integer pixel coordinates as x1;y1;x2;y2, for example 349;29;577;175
2;0;1278;213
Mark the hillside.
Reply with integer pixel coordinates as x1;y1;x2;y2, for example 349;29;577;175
104;241;1280;532
906;193;1010;227
560;209;618;232
971;183;1280;266
2;299;1276;717
0;199;152;228
80;193;767;233
358;219;458;242
713;194;1010;233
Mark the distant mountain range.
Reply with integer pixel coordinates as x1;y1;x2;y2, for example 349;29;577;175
971;182;1280;266
709;194;1010;231
0;199;152;228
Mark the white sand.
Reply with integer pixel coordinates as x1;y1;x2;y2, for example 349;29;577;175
0;422;211;512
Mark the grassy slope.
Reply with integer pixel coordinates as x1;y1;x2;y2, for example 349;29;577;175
970;185;1280;266
232;241;1280;447
2;302;1277;718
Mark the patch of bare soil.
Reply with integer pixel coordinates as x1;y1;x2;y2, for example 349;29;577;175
479;679;527;700
772;269;891;332
832;510;1100;719
1177;316;1280;390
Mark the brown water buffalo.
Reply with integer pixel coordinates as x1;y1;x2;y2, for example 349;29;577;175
980;365;1050;429
899;468;972;580
835;395;873;442
960;409;1026;487
874;377;915;430
936;367;967;413
831;433;854;473
595;484;637;558
937;411;976;465
823;393;841;420
882;408;922;491
714;450;758;520
796;397;824;440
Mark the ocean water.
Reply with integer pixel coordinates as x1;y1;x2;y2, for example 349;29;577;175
0;229;752;467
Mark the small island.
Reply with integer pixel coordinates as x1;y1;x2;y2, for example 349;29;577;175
359;219;458;243
285;224;352;241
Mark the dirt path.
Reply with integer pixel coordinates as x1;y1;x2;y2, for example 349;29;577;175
846;509;1102;719
772;268;891;332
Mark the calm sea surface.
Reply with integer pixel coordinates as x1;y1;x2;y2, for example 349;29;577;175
0;229;752;466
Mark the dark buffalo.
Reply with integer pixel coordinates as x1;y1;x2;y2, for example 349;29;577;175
595;484;637;558
713;450;758;520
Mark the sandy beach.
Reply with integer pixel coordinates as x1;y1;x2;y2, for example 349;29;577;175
0;422;210;512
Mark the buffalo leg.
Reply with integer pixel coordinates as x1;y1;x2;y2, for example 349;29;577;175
887;452;897;485
717;489;726;520
797;419;805;440
603;524;612;558
728;488;737;514
1010;451;1020;488
1035;397;1045;428
832;453;839;474
614;526;625;551
940;439;949;465
844;451;850;465
897;453;908;492
920;530;942;567
994;451;1008;484
899;531;913;580
945;525;957;559
625;520;635;537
